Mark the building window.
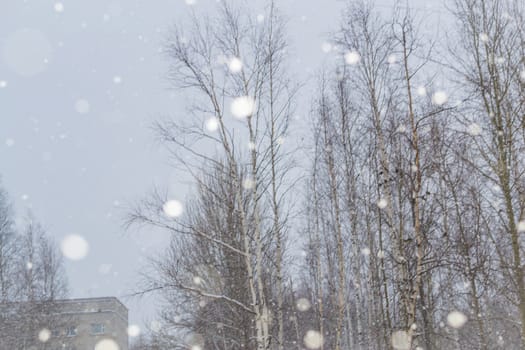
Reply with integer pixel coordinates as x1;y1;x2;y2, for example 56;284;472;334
91;323;105;335
65;326;77;337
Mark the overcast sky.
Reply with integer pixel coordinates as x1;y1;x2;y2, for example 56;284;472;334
0;0;446;329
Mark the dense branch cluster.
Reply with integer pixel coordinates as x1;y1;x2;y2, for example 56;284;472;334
129;1;525;349
0;182;68;349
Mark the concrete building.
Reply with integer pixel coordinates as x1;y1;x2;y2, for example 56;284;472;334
44;297;129;350
0;297;129;350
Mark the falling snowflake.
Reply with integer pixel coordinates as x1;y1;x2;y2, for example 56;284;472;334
163;200;184;218
95;339;120;350
396;125;407;133
228;57;243;73
416;86;426;96
256;14;265;23
60;234;89;261
467;123;482;136
387;54;397;64
38;328;51;342
518;221;525;232
391;330;410;350
75;99;90;114
321;42;332;53
0;80;7;88
361;247;371;256
205;117;219;132
185;0;197;5
54;2;64;12
5;138;15;147
303;330;323;349
296;298;311;312
377;198;388;209
479;32;489;42
431;91;448;106
344;51;361;65
113;76;122;84
231;96;255;119
377;250;385;259
447;310;467;329
127;324;141;337
242;178;255;190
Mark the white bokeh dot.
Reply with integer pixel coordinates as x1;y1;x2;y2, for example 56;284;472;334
304;330;323;349
231;96;255;119
344;51;360;65
205;117;219;132
447;310;467;329
127;324;141;337
95;339;120;350
163;200;184;218
431;91;448;106
60;234;89;261
38;328;51;343
377;198;388;209
54;2;64;12
296;298;311;312
75;99;90;114
391;330;410;350
228;57;243;73
467;123;482;136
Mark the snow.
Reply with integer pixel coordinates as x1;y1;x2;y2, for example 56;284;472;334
377;198;388;209
391;330;410;350
5;138;15;147
38;328;51;343
0;80;7;88
231;96;255;119
479;32;489;42
54;2;64;13
163;199;184;218
344;51;361;65
303;330;323;349
387;54;397;64
431;91;448;106
467;123;482;136
60;234;89;261
321;42;332;53
127;324;141;337
447;310;467;329
95;339;120;350
296;298;311;312
75;99;91;114
205;117;219;132
113;76;122;84
416;86;427;96
228;57;243;73
242;178;255;190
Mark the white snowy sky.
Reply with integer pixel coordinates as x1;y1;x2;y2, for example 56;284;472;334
0;0;447;329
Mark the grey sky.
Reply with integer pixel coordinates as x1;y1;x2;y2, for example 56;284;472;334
0;0;444;329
